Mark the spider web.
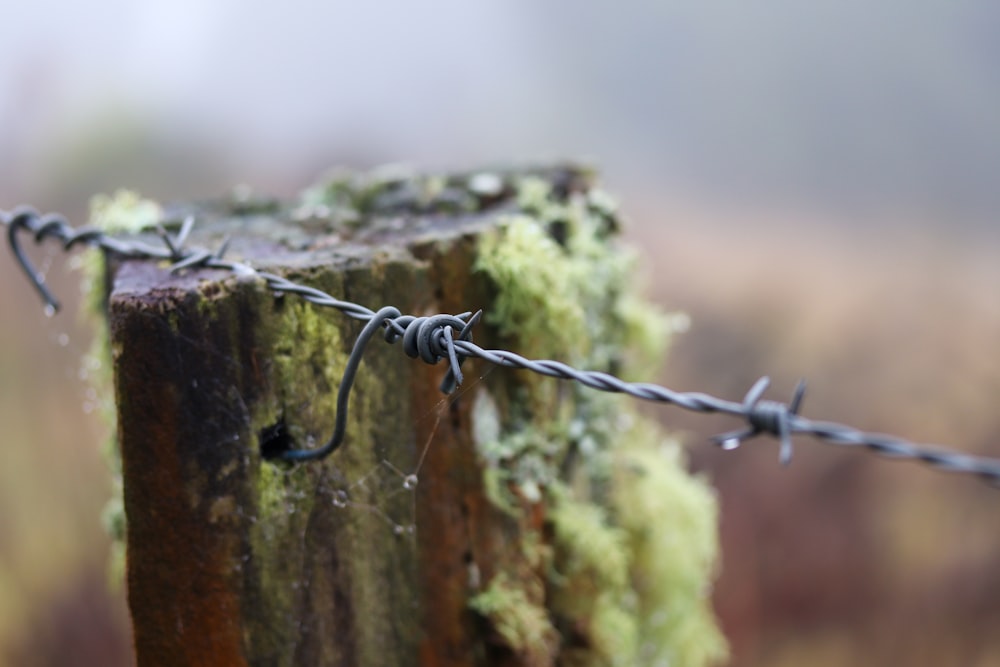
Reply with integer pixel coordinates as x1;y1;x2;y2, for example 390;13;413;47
317;365;493;537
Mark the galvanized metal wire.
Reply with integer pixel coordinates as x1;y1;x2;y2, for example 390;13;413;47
5;205;1000;483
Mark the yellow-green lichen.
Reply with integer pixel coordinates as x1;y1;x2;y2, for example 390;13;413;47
470;171;725;666
548;490;629;592
254;457;314;526
249;286;349;540
476;423;565;505
88;189;163;234
475;215;587;362
544;417;726;667
476;178;671;373
612;421;728;667
547;487;638;666
469;571;559;661
513;176;554;213
247;457;318;617
269;295;348;444
297;165;480;228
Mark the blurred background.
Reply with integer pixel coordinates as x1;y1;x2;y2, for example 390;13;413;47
2;2;999;665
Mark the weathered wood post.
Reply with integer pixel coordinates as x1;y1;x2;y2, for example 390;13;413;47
107;166;726;666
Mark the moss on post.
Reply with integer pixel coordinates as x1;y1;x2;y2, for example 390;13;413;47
467;175;726;667
107;166;725;667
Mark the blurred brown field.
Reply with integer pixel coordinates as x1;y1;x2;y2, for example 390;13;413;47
0;241;132;666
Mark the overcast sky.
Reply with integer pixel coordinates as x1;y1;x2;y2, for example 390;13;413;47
2;1;999;223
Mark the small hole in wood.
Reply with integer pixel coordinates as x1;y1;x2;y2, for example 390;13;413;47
260;417;292;459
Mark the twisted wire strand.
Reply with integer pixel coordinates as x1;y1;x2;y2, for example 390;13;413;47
5;206;1000;483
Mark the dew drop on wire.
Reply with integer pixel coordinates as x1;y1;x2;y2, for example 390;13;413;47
57;333;69;347
333;490;349;508
43;304;56;318
721;438;741;451
403;474;418;491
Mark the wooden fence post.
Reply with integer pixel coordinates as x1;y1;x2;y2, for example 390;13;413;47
108;167;725;667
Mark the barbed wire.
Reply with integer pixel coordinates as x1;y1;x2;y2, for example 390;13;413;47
4;205;1000;484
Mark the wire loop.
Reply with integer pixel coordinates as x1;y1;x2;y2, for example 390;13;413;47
279;306;402;462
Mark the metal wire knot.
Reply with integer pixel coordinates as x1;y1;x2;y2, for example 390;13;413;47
713;377;807;466
280;307;482;462
384;311;482;393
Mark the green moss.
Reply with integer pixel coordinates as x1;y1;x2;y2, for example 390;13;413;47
477;425;560;502
99;480;125;587
88;189;163;234
80;190;163;587
481;466;519;517
248;285;348;544
254;458;310;522
612;420;728;667
470;171;725;666
229;183;280;215
298;165;480;228
476;417;725;666
513;175;554;213
547;487;638;666
548;489;629;591
475;215;587;362
475;180;670;373
469;572;558;659
249;458;317;609
471;178;659;470
269;296;347;444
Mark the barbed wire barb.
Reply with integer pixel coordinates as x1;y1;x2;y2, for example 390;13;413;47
711;378;807;466
4;207;1000;485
